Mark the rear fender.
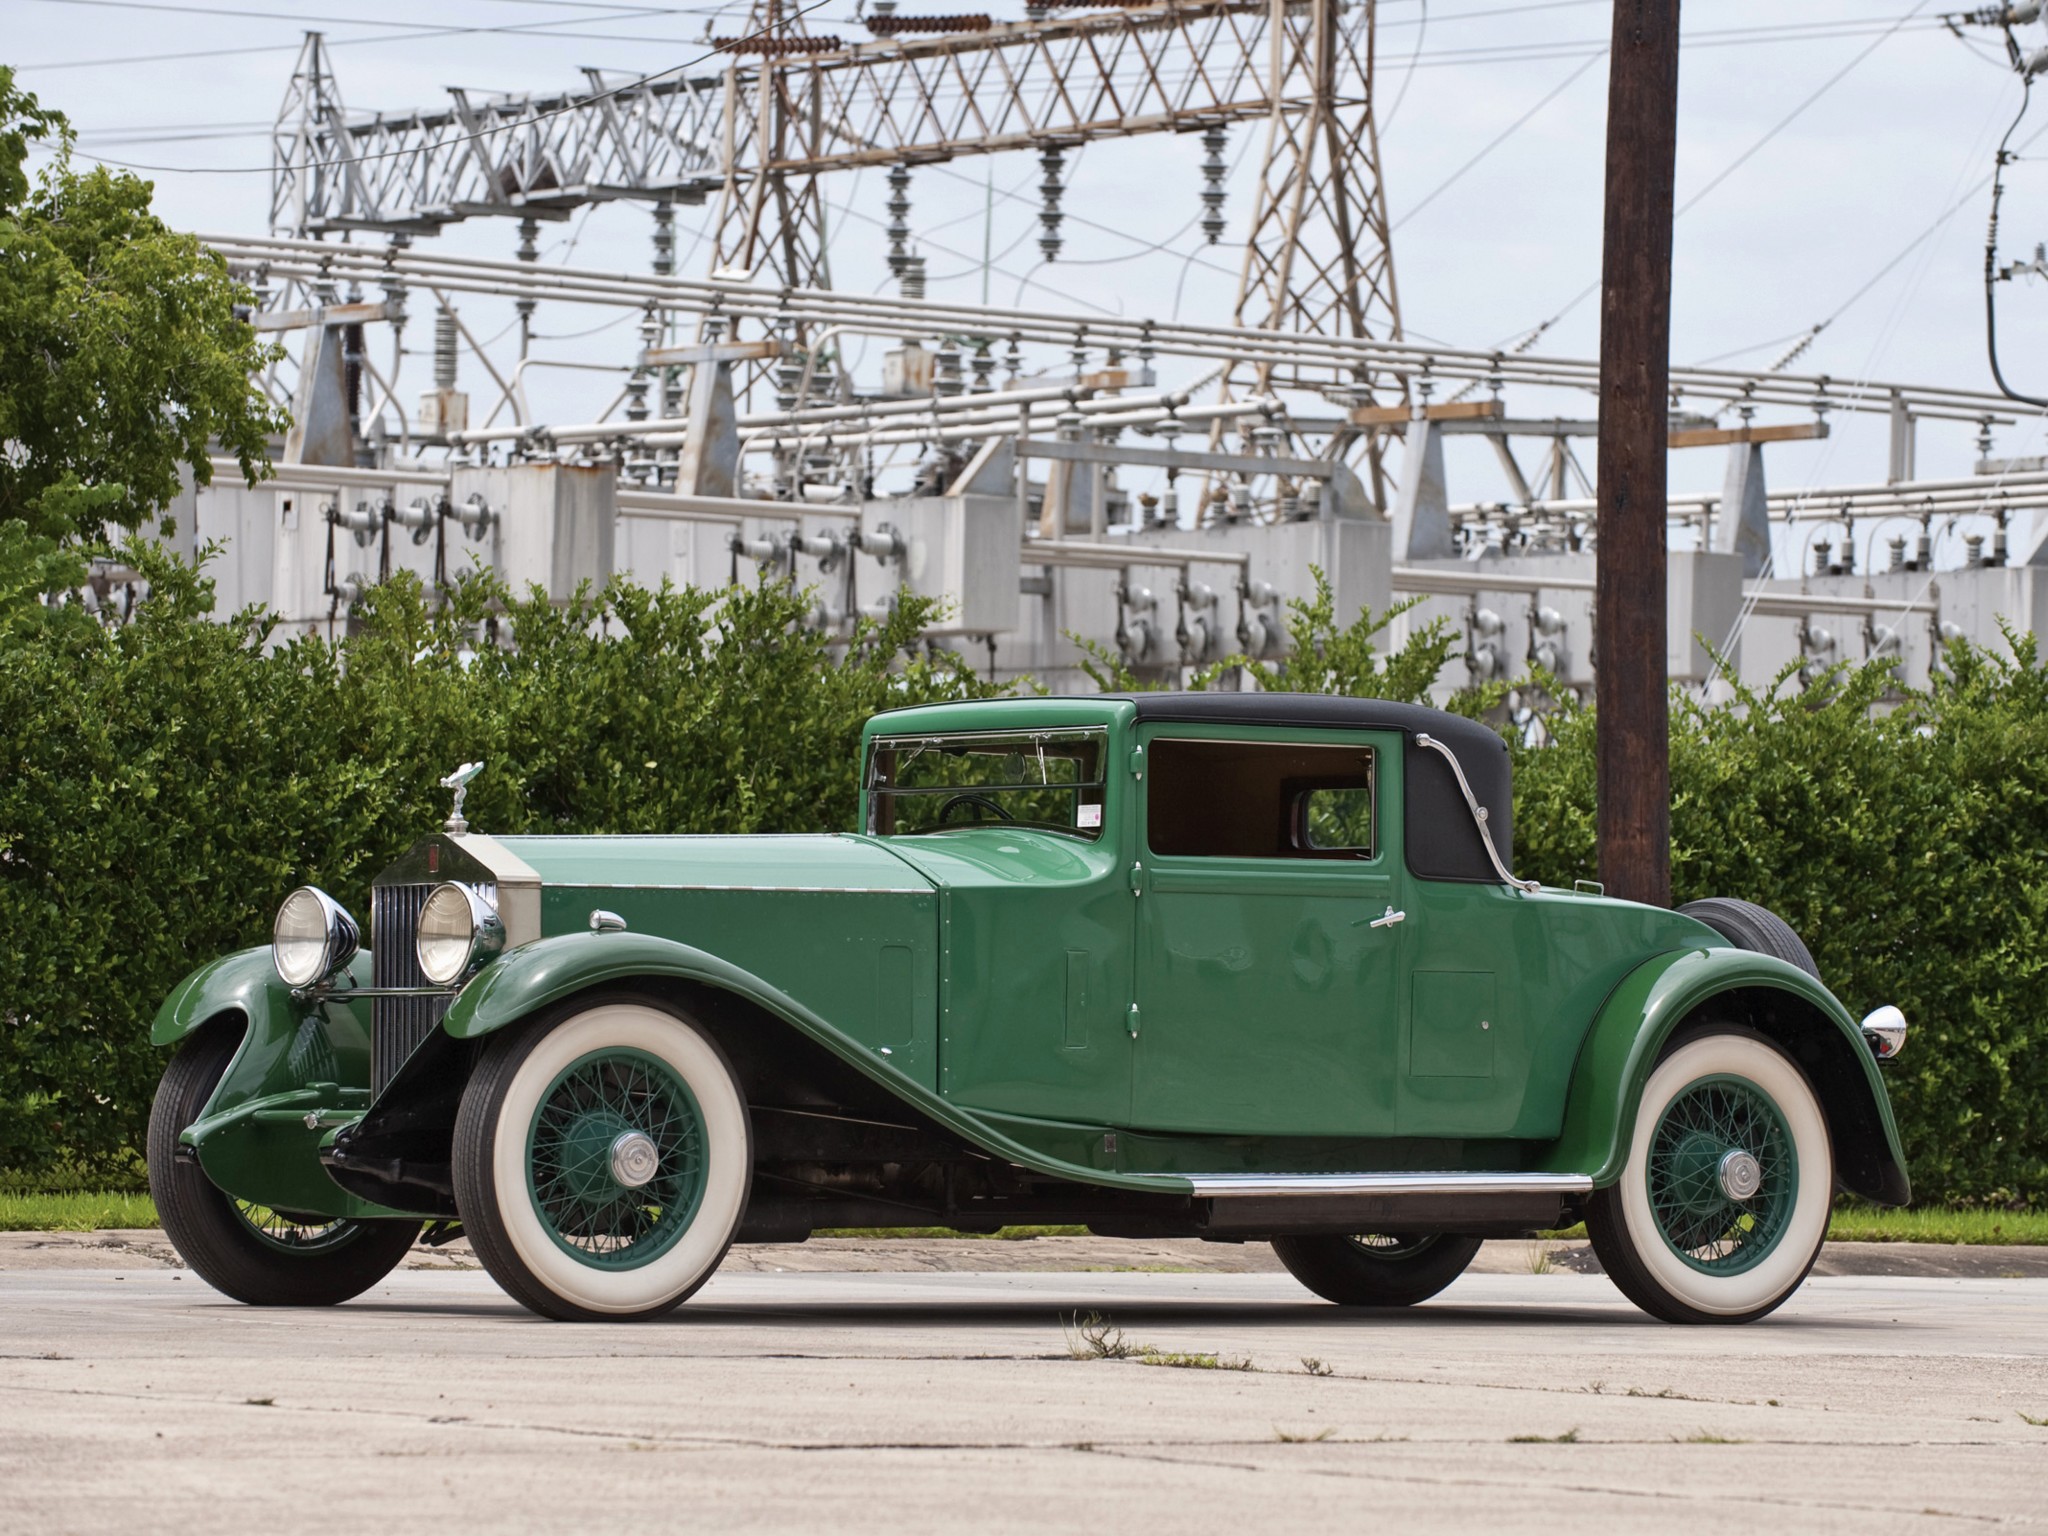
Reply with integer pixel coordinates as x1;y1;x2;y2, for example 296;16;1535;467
1537;947;1910;1205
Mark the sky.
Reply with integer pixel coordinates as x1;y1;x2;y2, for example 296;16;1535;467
12;0;2048;563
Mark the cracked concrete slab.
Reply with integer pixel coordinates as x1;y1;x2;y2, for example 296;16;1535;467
0;1265;2042;1533
6;1230;2046;1277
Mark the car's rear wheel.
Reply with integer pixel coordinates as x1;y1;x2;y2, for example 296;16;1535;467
1584;1025;1832;1324
1271;1232;1484;1307
452;996;751;1322
147;1024;421;1305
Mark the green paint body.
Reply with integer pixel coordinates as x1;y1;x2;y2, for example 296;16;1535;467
150;696;1909;1219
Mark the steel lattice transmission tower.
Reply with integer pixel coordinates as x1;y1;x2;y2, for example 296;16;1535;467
1230;0;1400;368
266;2;1406;438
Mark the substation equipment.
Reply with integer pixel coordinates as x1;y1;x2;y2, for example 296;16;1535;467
151;7;2048;701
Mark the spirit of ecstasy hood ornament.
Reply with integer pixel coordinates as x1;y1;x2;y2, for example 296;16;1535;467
440;760;484;835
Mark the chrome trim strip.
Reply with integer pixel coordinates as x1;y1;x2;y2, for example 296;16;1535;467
1412;732;1541;895
1190;1172;1594;1198
542;883;927;894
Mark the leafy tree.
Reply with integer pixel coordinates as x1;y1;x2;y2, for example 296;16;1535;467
0;67;286;542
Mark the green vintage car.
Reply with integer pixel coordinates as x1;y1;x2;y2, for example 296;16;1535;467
147;693;1910;1323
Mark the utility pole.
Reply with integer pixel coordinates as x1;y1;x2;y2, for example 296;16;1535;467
1595;0;1681;906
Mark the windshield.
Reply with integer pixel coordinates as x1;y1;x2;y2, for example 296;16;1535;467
865;729;1107;840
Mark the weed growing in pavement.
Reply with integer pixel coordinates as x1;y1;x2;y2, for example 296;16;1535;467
1063;1312;1253;1370
1508;1428;1581;1443
1679;1430;1749;1444
2020;1412;2048;1426
1064;1312;1140;1360
1273;1426;1336;1443
1138;1351;1253;1371
1300;1356;1333;1377
1525;1241;1554;1275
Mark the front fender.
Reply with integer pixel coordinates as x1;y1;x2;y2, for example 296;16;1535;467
147;946;386;1218
1536;946;1911;1204
152;947;290;1047
441;932;808;1042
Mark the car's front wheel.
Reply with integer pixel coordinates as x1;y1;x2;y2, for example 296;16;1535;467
1584;1025;1832;1324
452;996;751;1321
147;1024;421;1305
1271;1232;1484;1307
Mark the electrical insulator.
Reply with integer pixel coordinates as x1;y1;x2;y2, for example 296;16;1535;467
970;342;995;393
1038;146;1065;262
1199;125;1227;244
652;200;675;277
886;163;913;279
433;305;458;390
900;255;927;301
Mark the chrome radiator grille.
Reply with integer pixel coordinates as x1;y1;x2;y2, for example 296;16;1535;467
370;881;491;1093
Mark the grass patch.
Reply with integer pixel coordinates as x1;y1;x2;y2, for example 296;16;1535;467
1509;1428;1581;1444
1138;1350;1253;1371
1678;1430;1748;1444
1542;1205;2048;1247
1823;1206;2048;1246
0;1191;160;1232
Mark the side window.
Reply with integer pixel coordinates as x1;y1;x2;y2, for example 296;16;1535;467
1147;738;1376;860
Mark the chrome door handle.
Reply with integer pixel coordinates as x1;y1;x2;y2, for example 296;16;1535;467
1368;906;1406;929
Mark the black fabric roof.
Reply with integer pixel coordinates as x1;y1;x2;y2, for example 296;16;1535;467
1113;692;1502;757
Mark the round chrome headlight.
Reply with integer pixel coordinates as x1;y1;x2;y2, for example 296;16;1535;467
416;882;505;985
272;886;360;988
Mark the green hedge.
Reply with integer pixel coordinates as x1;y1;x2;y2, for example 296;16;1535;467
0;542;988;1180
1510;647;2048;1207
1;547;2044;1204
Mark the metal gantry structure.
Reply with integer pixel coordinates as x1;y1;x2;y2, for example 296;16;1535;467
267;0;1402;406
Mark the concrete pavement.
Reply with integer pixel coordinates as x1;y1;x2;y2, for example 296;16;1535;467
2;1259;2044;1534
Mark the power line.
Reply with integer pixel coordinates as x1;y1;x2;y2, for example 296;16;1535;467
1481;5;1932;363
21;0;701;37
1390;48;1604;233
37;0;835;174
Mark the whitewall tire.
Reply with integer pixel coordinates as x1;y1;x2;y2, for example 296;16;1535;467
453;998;751;1321
1585;1026;1832;1324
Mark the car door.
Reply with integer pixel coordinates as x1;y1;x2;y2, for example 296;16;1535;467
1128;726;1406;1137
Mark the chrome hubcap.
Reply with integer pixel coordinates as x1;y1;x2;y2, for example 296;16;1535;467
608;1129;661;1189
1717;1148;1763;1202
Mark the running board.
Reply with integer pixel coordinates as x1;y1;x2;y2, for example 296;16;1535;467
1190;1172;1593;1198
1186;1171;1593;1238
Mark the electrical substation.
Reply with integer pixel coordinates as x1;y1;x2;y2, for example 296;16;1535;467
133;4;2048;703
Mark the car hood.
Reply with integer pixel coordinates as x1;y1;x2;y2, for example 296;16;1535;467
488;832;935;893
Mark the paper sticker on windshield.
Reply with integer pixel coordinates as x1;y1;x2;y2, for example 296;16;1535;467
1077;804;1103;829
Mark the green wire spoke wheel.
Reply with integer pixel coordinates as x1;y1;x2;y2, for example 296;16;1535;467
524;1047;709;1271
231;1202;363;1256
1644;1075;1796;1275
455;998;752;1322
1586;1026;1832;1325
